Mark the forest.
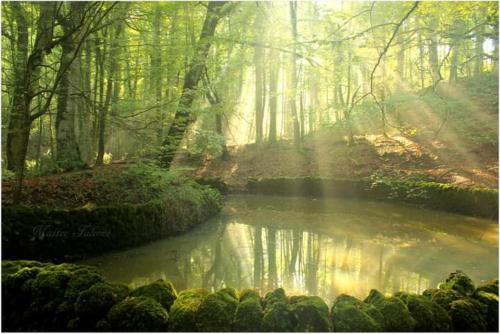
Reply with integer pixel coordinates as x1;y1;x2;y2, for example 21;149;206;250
1;1;499;332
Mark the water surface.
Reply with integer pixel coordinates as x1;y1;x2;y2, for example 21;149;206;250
82;195;498;303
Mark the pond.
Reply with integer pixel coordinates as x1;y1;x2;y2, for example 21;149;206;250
81;195;498;304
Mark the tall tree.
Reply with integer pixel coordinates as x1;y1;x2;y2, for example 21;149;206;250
161;2;235;167
289;1;301;148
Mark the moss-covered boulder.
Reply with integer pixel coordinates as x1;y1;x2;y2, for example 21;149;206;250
290;295;331;332
367;295;416;332
364;289;385;305
424;287;463;311
64;268;104;301
439;271;475;296
262;288;293;332
74;282;130;329
233;289;263;332
473;291;499;331
169;288;209;332
448;297;487;331
107;296;169;331
396;293;451;331
331;294;383;332
131;279;177;311
195;288;239;331
476;279;498;295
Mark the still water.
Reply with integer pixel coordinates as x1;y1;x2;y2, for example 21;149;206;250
82;195;498;303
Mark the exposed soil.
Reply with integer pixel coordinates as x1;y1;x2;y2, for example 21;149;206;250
186;133;498;189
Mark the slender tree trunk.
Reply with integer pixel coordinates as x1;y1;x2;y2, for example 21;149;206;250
289;1;301;149
161;2;232;168
268;49;279;143
96;21;123;165
254;4;265;144
474;14;485;76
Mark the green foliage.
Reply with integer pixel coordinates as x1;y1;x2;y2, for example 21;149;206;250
107;297;169;331
188;129;226;161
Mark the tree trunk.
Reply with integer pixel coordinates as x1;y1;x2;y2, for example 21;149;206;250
55;3;87;171
161;2;231;168
6;2;55;175
268;49;279;143
254;4;265;144
96;21;123;165
289;1;301;149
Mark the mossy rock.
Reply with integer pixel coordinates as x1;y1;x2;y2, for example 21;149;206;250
439;271;475;296
263;288;288;307
364;289;385;305
473;291;498;331
476;279;498;296
2;260;46;276
397;293;451;331
371;296;416;331
233;289;263;332
131;279;177;311
195;288;239;331
290;295;332;332
30;268;72;302
169;288;209;332
107;296;169;331
262;301;294;332
331;294;383;332
426;287;463;311
64;268;104;301
74;282;130;329
448;297;487;331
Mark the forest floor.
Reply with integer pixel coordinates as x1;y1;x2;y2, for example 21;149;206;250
186;132;498;189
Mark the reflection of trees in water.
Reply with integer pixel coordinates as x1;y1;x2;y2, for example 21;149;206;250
167;223;439;300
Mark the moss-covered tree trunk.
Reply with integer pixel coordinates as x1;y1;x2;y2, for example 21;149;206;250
161;2;232;168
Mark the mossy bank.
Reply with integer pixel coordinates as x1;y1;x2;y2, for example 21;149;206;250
2;164;222;261
247;177;498;219
2;260;498;332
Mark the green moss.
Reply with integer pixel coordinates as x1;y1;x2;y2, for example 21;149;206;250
246;177;498;218
107;296;169;331
397;293;451;331
364;289;386;305
473;291;499;331
195;289;239;331
426;287;463;310
290;295;332;332
64;268;104;301
74;282;129;323
371;296;416;331
331;294;383;332
263;287;288;307
262;301;294;332
439;271;475;296
449;297;487;331
233;289;263;332
169;288;209;331
131;279;177;311
476;279;498;295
